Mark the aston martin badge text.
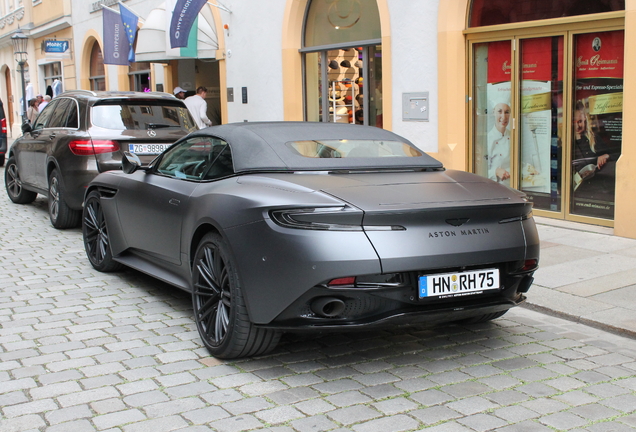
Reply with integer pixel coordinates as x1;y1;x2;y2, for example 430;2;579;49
428;228;491;238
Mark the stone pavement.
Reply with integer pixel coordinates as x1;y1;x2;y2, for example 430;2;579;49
528;216;636;338
2;171;636;431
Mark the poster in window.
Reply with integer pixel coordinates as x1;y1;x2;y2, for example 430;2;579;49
520;38;553;194
571;31;623;220
485;41;512;186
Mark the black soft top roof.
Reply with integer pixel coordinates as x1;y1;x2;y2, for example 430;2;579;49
188;121;443;172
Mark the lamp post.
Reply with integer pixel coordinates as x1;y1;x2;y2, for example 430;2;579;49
11;28;28;123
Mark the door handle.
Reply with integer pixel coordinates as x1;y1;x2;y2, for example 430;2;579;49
48;134;56;140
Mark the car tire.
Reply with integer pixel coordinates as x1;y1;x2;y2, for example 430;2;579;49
5;156;37;204
82;190;124;272
0;154;5;166
461;310;508;324
48;169;81;229
192;232;281;359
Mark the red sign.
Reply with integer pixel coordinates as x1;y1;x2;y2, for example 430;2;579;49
487;41;511;84
575;31;624;80
521;38;552;81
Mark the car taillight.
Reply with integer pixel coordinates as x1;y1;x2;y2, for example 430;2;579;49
328;277;356;286
69;140;119;156
1;118;6;134
520;259;538;272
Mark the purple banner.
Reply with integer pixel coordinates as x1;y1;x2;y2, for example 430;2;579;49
102;6;129;65
169;0;207;48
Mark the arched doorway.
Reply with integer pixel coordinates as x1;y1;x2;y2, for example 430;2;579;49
89;42;106;91
301;0;383;127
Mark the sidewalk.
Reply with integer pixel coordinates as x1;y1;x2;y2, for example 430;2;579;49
526;215;636;338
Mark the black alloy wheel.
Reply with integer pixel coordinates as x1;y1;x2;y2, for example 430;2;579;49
48;169;81;229
82;190;123;272
5;156;37;204
192;233;281;359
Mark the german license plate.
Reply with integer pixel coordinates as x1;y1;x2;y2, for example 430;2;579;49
419;268;499;299
129;143;171;155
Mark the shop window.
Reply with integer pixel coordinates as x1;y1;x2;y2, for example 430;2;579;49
129;62;151;92
570;31;624;219
469;0;624;27
89;43;105;91
42;62;63;97
302;0;382;127
468;14;624;223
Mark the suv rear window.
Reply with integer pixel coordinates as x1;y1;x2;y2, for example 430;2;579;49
91;99;197;132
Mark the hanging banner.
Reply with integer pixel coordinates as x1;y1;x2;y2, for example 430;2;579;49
169;0;207;48
571;31;624;220
102;6;129;65
119;2;139;63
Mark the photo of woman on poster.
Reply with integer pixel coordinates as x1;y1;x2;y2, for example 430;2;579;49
573;100;609;172
487;102;511;183
572;99;619;193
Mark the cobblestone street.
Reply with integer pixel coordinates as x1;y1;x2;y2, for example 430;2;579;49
2;175;636;431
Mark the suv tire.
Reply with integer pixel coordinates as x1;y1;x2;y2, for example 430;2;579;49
48;169;81;229
5;156;37;204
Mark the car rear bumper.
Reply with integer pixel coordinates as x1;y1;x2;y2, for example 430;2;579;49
259;262;534;330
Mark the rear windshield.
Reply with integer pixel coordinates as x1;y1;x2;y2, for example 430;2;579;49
91;100;197;132
286;139;423;158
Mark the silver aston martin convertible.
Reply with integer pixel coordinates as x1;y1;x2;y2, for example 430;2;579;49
82;122;539;359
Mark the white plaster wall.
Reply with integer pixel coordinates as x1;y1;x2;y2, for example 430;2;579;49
218;1;286;123
388;0;440;153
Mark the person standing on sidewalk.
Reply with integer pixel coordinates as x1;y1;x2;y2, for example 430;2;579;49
26;99;39;124
184;86;212;129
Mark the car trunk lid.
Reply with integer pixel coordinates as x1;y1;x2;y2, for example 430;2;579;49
295;170;533;273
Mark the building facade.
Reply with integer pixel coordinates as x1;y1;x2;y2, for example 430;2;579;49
2;0;635;237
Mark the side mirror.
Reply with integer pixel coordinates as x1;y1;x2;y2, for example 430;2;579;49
121;152;142;174
21;122;32;134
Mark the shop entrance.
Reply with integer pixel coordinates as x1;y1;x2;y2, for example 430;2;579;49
469;24;624;225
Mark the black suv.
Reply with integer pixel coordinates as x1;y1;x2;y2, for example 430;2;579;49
0;99;7;166
4;90;197;228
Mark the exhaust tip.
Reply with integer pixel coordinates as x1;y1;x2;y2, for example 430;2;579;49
311;297;346;318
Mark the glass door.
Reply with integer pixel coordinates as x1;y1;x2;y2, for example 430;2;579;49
472;40;513;186
569;30;624;220
518;36;564;213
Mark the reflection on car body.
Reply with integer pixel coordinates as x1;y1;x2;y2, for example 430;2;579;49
81;121;540;359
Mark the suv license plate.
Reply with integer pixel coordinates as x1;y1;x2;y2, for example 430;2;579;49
129;143;171;155
419;268;499;299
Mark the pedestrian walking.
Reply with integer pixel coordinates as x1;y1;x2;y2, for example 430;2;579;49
184;86;212;129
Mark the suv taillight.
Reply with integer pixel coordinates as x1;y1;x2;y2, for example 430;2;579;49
69;140;119;156
1;118;6;134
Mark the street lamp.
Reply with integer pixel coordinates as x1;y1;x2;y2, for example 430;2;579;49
11;28;28;123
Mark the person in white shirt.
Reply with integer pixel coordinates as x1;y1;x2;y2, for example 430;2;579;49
184;86;212;129
38;95;51;113
487;102;511;184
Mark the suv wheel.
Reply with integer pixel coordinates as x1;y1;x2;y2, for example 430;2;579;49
0;154;5;166
48;169;81;229
5;156;37;204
